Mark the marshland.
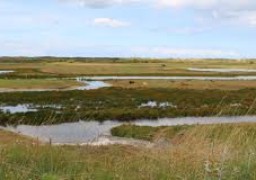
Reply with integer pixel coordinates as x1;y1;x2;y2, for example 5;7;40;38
1;58;256;179
3;0;256;177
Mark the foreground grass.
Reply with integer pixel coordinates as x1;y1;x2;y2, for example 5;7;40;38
0;79;82;90
1;123;256;179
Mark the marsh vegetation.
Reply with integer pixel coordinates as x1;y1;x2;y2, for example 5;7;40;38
1;57;256;79
1;58;256;179
0;88;256;125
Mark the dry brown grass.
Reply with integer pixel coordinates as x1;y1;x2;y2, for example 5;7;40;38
37;61;256;75
1;60;256;76
1;123;256;179
0;130;40;146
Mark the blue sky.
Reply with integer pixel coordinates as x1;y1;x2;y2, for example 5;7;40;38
1;0;256;58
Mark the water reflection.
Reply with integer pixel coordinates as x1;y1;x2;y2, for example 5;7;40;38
3;116;256;145
76;78;111;90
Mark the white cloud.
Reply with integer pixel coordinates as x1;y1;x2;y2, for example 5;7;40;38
132;47;239;58
156;0;256;27
61;0;256;27
153;47;238;57
92;18;130;28
0;41;241;58
151;26;212;35
61;0;256;12
61;0;142;8
213;10;256;27
156;0;256;11
156;0;215;9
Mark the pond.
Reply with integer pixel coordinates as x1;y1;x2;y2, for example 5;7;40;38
3;116;256;145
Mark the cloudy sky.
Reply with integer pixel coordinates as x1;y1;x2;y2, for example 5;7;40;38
0;0;256;58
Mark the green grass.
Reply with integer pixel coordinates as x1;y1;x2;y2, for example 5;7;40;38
111;123;256;144
0;79;82;90
1;58;256;179
1;58;256;78
1;123;256;179
111;124;192;141
1;88;256;125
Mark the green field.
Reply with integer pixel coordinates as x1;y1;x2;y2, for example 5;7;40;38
1;57;256;78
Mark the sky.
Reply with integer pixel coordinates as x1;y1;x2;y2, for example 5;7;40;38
0;0;256;58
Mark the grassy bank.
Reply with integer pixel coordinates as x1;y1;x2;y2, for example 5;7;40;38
1;123;256;179
1;88;256;125
0;79;82;90
111;124;192;141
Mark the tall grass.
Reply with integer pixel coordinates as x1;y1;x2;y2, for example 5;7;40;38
112;123;256;179
0;123;256;179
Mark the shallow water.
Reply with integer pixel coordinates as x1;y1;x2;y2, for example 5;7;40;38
4;116;256;145
78;76;256;81
0;104;63;114
76;78;111;90
6;121;121;144
139;101;158;108
0;104;37;114
0;70;14;74
139;101;176;108
188;68;256;73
